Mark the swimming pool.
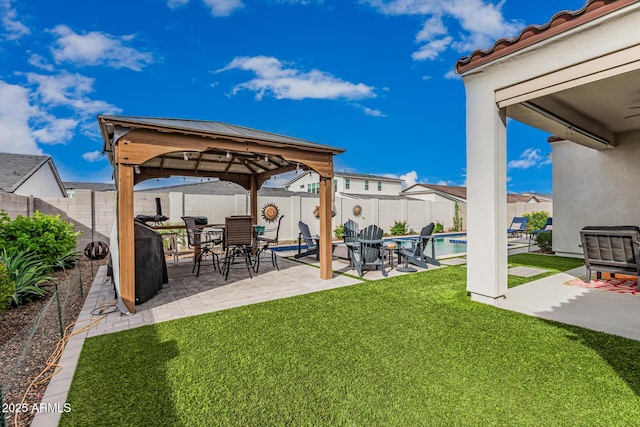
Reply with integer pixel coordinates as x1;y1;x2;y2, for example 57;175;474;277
273;233;469;257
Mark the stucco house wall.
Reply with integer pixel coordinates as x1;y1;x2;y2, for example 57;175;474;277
552;130;640;257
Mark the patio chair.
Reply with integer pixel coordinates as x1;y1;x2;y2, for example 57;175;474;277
350;224;387;277
182;216;222;277
255;215;285;272
221;216;255;280
295;221;319;259
580;226;640;284
507;216;529;237
400;223;440;269
528;217;552;251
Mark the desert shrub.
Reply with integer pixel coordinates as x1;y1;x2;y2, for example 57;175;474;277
0;260;13;314
535;231;553;253
523;211;549;232
434;221;444;233
0;211;80;267
1;249;52;306
390;220;409;236
53;250;81;271
333;225;345;240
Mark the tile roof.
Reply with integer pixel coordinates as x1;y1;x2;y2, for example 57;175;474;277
0;153;50;193
455;0;639;74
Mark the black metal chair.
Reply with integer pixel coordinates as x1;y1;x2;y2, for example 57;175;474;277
221;216;255;280
181;216;222;277
255;215;285;272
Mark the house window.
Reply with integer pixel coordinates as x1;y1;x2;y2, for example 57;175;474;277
378;181;382;191
345;178;350;189
334;179;338;192
307;184;311;193
300;184;304;189
365;180;369;191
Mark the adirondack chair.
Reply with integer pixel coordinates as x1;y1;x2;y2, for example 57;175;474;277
295;221;319;259
350;224;387;277
508;216;529;237
400;223;440;269
342;219;360;266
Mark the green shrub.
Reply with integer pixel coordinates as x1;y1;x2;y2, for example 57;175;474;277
333;224;345;240
452;202;463;231
1;249;52;306
535;231;553;253
434;221;444;233
390;220;409;236
0;260;13;314
53;250;81;271
523;211;549;232
0;211;80;267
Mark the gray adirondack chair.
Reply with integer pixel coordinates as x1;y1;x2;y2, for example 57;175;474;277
343;219;360;266
295;221;319;259
350;224;387;277
401;223;440;269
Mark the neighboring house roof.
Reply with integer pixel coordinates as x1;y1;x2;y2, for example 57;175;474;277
0;152;65;195
403;183;468;202
455;0;638;74
339;193;413;201
138;180;318;197
64;182;116;192
284;170;402;188
507;194;539;203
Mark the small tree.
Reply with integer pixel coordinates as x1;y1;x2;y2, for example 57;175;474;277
452;202;463;232
523;211;549;232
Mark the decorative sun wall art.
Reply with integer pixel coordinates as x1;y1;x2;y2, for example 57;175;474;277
352;205;362;217
261;203;280;222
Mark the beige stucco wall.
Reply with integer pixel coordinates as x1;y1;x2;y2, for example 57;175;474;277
552;131;640;257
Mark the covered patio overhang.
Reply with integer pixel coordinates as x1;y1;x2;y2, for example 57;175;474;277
98;115;345;313
455;0;640;303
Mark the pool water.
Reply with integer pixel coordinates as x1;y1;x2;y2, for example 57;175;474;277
273;233;469;257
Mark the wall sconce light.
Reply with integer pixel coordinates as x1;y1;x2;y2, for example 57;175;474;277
134;165;141;175
183;152;189;161
226;151;231;159
264;155;269;162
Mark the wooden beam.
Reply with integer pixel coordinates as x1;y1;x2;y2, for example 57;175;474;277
117;165;136;313
250;175;258;225
319;176;333;280
135;168;251;189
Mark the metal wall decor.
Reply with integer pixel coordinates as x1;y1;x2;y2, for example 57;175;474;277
261;202;280;222
352;204;362;217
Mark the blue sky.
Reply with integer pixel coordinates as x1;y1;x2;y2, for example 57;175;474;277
0;0;588;194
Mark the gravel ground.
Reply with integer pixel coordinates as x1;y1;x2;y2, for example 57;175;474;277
0;257;107;427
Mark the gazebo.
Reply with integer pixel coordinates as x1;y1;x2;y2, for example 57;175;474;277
98;115;345;313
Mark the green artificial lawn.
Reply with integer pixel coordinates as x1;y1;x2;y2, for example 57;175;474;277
61;255;640;426
507;253;585;288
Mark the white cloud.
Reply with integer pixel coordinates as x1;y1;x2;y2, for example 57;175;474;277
0;0;29;41
443;69;460;80
167;0;244;16
508;148;548;170
49;25;154;71
82;151;103;162
362;0;522;61
218;55;376;101
28;53;55;71
31;117;77;144
0;81;41;154
384;170;418;189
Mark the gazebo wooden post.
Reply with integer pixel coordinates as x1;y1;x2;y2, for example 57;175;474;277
250;175;258;225
319;176;333;279
117;165;136;314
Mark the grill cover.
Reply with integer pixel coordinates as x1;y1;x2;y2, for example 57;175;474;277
134;222;168;304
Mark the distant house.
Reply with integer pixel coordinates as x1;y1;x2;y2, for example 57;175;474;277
0;153;66;198
64;182;116;198
284;171;403;197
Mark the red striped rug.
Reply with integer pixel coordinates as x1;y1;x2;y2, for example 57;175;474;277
564;273;639;295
